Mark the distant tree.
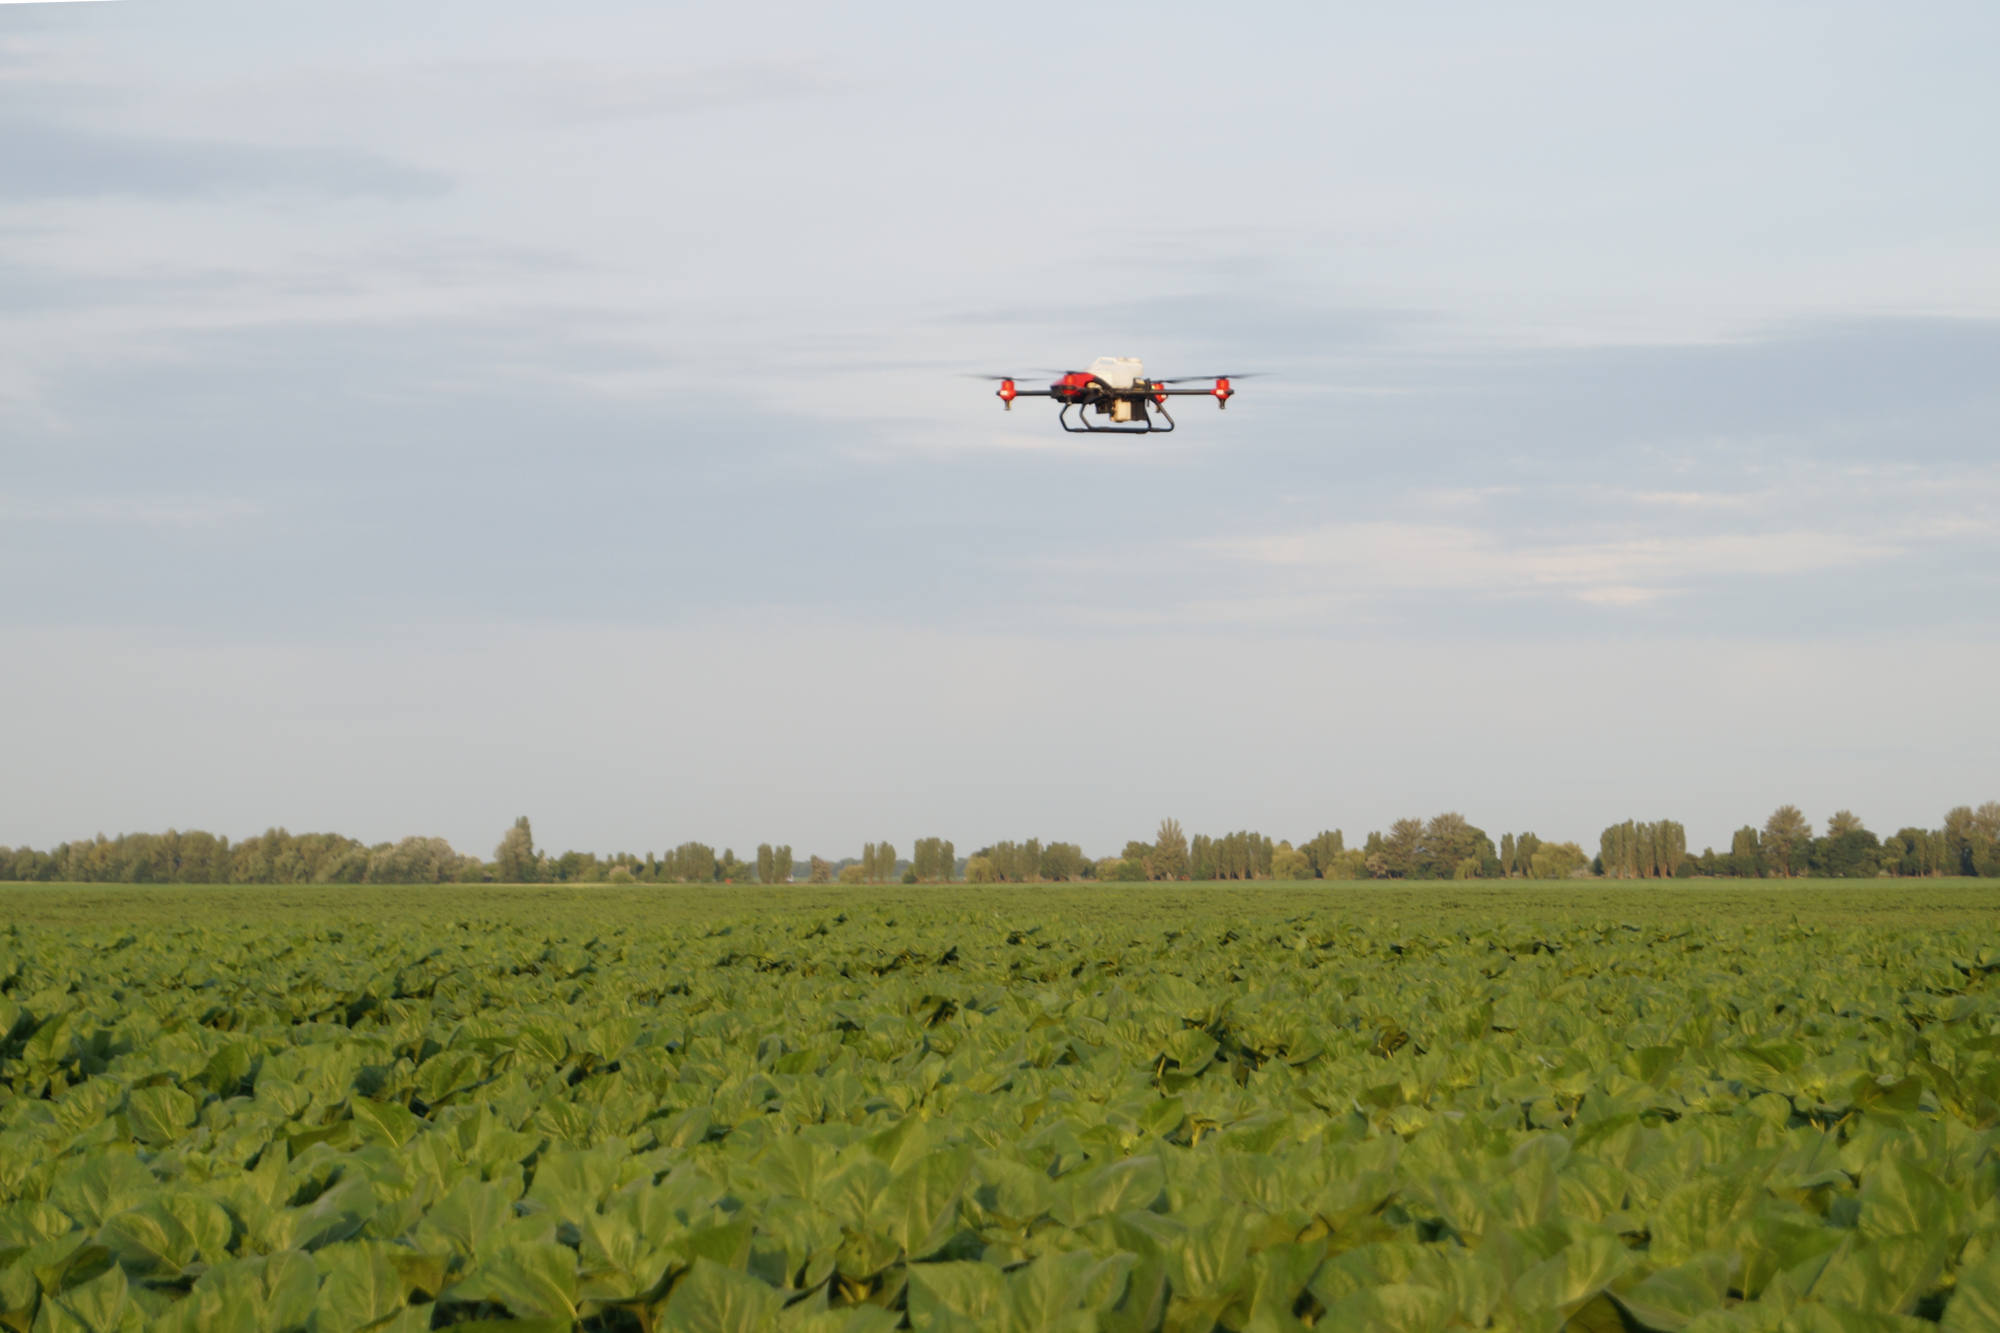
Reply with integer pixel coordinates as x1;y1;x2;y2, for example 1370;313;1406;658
1883;826;1948;877
756;843;775;884
1826;810;1865;839
973;840;1046;882
1943;801;2000;877
663;842;717;883
1271;841;1314;880
1317;846;1370;880
912;837;957;882
1382;819;1424;878
837;863;866;885
964;855;997;884
1600;820;1687;879
877;841;898;880
1973;802;2000;877
773;845;794;884
1728;826;1764;878
1811;825;1882;878
1419;813;1496;879
1943;806;1976;875
1153;819;1190;880
860;843;879;881
366;836;464;885
491;818;536;882
1301;830;1345;878
1189;834;1216;881
1656;821;1688;879
1040;842;1084;881
1763;806;1811;878
808;855;833;884
1200;831;1273;880
1529;841;1588;879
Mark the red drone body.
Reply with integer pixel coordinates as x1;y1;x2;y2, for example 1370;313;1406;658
979;357;1249;434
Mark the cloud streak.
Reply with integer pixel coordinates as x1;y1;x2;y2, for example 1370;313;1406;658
0;117;447;199
1205;523;1906;608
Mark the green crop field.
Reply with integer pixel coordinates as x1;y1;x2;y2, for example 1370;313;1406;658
3;883;1999;1332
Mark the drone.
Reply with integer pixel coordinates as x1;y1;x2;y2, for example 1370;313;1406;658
976;357;1252;434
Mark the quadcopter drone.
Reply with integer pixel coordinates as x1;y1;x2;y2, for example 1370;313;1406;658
976;357;1251;434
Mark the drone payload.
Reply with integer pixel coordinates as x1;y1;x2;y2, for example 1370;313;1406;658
976;357;1250;434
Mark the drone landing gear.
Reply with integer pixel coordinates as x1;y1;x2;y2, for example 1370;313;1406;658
1058;402;1176;435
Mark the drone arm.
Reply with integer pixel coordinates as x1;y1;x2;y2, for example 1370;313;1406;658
1150;377;1237;408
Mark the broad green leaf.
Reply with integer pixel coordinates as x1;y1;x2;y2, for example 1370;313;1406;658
37;1264;141;1333
122;1086;198;1147
1320;1282;1451;1333
776;1306;901;1333
1051;1156;1165;1226
413;1175;518;1267
1858;1157;1955;1240
1943;1242;2000;1332
883;1148;970;1259
95;1194;230;1278
1610;1255;1734;1332
348;1098;420;1150
46;1156;156;1230
449;1241;579;1322
183;1251;320;1333
657;1257;784;1333
1513;1232;1631;1315
907;1261;1005;1328
309;1241;407;1333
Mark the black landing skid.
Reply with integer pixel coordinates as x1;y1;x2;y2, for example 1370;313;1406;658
1058;399;1176;435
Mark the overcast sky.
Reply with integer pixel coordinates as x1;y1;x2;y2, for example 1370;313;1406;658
4;1;1996;861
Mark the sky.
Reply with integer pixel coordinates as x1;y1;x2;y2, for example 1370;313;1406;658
3;1;1996;861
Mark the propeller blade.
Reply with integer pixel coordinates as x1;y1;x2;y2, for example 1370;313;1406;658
1152;373;1264;383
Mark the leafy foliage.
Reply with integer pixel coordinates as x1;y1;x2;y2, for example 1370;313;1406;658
3;884;1999;1329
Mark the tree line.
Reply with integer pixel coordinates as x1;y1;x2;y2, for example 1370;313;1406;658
3;803;1996;887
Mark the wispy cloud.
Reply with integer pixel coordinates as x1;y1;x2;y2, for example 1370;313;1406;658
1208;523;1899;603
0;117;447;199
0;493;262;530
1194;515;1989;613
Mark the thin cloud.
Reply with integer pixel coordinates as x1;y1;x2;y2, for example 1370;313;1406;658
0;117;447;199
0;493;263;530
1201;523;1912;605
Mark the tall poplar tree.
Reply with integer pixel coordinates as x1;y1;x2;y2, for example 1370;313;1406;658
494;817;537;884
1153;819;1189;881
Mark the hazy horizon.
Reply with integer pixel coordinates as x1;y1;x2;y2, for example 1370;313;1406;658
5;2;1996;859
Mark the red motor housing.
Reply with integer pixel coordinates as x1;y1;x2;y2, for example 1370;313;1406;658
1212;377;1233;407
997;378;1016;410
1054;371;1095;402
